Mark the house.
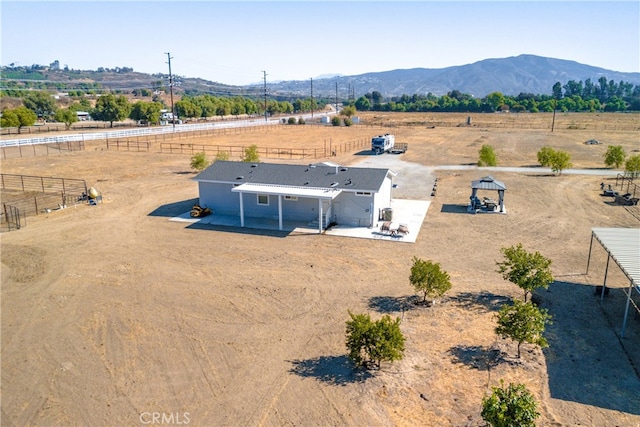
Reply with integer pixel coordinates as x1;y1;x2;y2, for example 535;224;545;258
193;161;396;233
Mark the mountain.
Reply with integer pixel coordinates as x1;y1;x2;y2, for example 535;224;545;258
2;55;638;99
262;54;640;98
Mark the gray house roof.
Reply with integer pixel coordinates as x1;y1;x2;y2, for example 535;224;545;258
194;161;393;192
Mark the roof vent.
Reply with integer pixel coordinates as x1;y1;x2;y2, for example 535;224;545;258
340;167;348;172
303;181;309;185
330;182;339;188
236;176;244;180
345;179;352;186
251;164;258;168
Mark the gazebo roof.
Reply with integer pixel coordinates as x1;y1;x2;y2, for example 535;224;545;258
471;176;506;191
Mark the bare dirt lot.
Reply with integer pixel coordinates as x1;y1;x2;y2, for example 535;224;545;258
2;112;639;426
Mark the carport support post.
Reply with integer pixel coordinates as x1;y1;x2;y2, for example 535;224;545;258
238;192;245;227
621;281;633;338
278;195;283;231
318;199;322;234
601;255;611;302
586;233;594;275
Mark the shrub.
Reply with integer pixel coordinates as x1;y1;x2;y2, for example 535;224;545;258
190;152;209;171
478;144;497;166
287;117;297;125
481;380;540;427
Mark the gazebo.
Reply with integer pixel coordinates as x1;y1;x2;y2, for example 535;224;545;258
468;176;506;213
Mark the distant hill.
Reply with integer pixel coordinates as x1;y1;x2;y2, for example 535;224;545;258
2;54;638;99
264;54;640;98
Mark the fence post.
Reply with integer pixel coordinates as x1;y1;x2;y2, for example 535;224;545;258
35;196;38;215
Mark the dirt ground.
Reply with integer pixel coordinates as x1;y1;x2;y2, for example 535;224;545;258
2;112;639;426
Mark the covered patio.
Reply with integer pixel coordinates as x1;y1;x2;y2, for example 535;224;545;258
467;175;506;213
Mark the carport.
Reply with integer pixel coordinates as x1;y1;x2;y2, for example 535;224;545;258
231;183;341;233
586;227;640;337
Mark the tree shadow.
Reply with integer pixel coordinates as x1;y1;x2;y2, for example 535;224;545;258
367;295;419;313
451;291;511;313
288;355;373;386
148;198;199;217
448;344;503;370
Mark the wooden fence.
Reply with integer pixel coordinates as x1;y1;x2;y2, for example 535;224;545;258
106;139;150;152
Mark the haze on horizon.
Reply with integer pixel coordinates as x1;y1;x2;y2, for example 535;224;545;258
1;1;638;86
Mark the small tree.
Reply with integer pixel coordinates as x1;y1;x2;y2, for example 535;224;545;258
287;117;297;125
496;243;553;302
478;144;497;166
214;151;230;162
242;144;260;163
0;106;37;133
625;154;640;178
536;146;554;167
54;108;79;130
481;380;540;427
495;299;551;358
190;152;209;171
341;105;356;118
549;149;572;175
343;117;353;127
603;145;626;168
297;117;305;125
331;116;341;126
345;312;405;370
409;257;452;304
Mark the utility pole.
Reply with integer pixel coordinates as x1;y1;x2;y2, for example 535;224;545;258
310;77;314;118
165;52;176;130
335;81;338;114
262;71;268;122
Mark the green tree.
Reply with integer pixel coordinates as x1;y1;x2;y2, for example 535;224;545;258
343;117;353;127
536;146;555;167
409;257;452;304
53;108;79;130
287;117;297;125
341;105;356;117
92;94;130;127
331;116;341;126
496;243;553;302
190;152;210;171
23;90;57;119
242;144;260;163
481;380;540;427
129;101;163;125
478;144;498;166
485;92;505;112
549;149;572;175
603;145;626;168
354;96;371;111
625;154;640;178
214;151;230;162
345;312;405;370
495;299;551;358
0;106;37;133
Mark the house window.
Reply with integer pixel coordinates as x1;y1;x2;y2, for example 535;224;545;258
356;191;372;196
284;195;298;201
257;194;269;205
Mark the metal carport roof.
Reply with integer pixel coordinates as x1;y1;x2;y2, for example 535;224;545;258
587;228;640;337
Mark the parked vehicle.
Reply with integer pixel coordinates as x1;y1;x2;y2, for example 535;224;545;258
371;134;395;154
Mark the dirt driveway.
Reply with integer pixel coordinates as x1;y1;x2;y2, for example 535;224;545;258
2;114;639;426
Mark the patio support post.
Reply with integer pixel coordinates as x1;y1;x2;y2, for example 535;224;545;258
318;198;322;234
278;195;283;230
238;192;245;227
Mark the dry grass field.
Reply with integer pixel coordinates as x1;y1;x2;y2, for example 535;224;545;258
1;112;639;426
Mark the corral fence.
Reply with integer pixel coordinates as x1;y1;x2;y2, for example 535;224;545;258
106;139;150;152
0;174;89;230
1;204;25;231
1;140;85;159
159;138;371;160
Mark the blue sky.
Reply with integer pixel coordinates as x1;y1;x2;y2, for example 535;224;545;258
2;1;638;86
